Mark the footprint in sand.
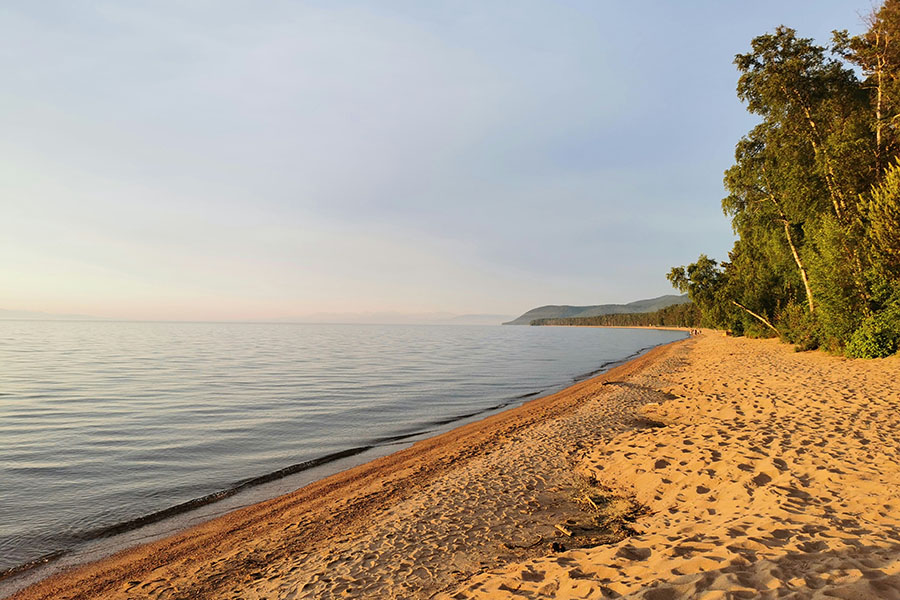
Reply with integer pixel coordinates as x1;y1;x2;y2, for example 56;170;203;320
752;472;772;486
616;545;652;561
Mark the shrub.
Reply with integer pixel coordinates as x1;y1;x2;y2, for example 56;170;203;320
778;302;820;351
845;306;900;358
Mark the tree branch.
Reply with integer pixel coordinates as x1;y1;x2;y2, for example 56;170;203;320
732;300;780;334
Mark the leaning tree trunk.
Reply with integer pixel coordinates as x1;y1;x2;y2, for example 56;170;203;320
732;300;780;334
780;219;816;313
761;176;816;314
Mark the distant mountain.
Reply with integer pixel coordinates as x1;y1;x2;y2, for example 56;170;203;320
503;294;689;325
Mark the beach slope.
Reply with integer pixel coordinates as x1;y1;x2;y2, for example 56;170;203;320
9;332;900;599
7;338;688;600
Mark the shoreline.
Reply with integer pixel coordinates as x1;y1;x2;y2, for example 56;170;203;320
4;336;688;600
9;332;899;599
535;324;693;332
0;325;683;591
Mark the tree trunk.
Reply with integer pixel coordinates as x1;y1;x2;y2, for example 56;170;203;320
732;300;780;334
877;60;884;165
783;84;848;222
876;26;884;163
780;219;816;313
760;175;816;314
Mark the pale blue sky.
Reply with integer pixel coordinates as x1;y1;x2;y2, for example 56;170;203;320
0;1;873;320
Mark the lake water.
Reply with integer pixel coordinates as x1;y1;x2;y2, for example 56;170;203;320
0;321;685;574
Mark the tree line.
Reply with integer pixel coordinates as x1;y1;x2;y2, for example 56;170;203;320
532;302;700;328
668;2;900;358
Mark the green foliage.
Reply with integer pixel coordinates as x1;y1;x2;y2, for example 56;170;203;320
846;266;900;357
667;255;734;328
722;238;793;336
777;302;820;351
734;26;871;222
834;0;900;164
804;215;868;350
845;304;900;357
667;6;900;357
868;159;900;273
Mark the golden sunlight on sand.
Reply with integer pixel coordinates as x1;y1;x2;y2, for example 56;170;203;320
450;333;900;599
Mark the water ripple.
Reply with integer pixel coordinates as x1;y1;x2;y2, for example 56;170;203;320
0;321;684;573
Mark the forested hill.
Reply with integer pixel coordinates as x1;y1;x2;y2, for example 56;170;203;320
668;4;900;358
503;295;689;325
532;302;700;328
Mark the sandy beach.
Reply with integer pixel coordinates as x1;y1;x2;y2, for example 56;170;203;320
8;331;900;599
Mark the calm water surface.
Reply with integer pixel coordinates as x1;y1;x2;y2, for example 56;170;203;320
0;321;685;573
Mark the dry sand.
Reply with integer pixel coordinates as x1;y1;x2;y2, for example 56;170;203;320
452;333;900;599
7;332;900;599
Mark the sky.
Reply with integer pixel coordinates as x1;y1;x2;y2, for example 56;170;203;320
0;1;876;321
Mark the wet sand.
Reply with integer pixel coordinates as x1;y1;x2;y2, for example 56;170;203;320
8;332;900;599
